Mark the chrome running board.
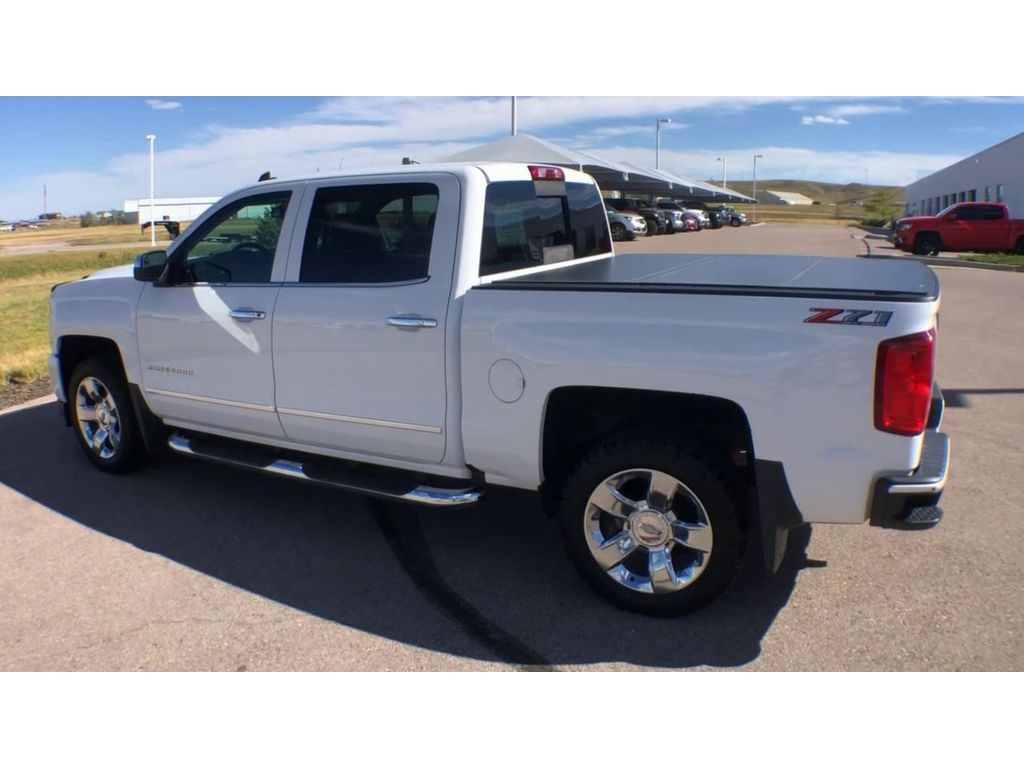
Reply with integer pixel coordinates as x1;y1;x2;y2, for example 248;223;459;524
167;432;482;507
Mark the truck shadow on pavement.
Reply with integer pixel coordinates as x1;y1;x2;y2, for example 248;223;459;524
0;402;815;669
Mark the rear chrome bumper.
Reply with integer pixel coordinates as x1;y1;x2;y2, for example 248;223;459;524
869;384;950;529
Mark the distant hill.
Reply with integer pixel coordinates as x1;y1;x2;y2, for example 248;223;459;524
714;180;904;205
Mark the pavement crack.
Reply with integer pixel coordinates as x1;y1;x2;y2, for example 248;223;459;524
372;502;555;671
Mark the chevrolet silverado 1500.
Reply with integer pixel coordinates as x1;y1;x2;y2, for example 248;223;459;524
49;163;950;615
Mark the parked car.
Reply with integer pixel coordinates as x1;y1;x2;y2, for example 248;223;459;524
713;205;745;227
680;212;700;231
49;162;949;616
677;202;723;230
893;202;1024;255
686;208;710;229
606;197;671;235
607;208;647;241
656;201;694;232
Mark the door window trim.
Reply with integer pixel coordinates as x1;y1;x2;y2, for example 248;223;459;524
164;186;299;286
281;173;460;285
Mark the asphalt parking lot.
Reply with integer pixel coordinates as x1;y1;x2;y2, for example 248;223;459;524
1;223;1021;671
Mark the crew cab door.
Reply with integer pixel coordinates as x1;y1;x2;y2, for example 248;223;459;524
945;205;1006;250
271;173;459;463
136;186;299;439
974;204;1011;249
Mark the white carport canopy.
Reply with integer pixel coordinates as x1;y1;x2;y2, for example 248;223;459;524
614;162;755;203
441;133;673;191
440;133;753;203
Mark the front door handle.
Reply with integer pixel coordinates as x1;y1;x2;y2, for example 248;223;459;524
229;309;266;321
387;316;438;329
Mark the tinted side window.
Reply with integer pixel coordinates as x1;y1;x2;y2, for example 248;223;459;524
481;181;611;277
300;183;438;284
980;206;1005;221
178;192;291;284
956;207;979;221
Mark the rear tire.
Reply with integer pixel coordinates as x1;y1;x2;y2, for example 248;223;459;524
68;356;148;473
558;434;743;616
730;218;741;227
914;234;939;256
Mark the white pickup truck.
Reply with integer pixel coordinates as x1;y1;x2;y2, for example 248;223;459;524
49;163;949;615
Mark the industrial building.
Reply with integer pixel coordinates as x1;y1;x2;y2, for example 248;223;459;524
124;197;219;224
756;190;815;206
904;131;1024;218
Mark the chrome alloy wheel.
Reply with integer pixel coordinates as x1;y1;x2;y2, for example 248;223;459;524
583;468;713;594
75;376;122;460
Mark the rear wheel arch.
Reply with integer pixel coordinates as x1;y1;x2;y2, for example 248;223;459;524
540;386;755;499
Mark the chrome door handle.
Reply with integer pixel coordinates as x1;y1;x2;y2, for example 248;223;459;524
229;309;266;321
387;316;438;329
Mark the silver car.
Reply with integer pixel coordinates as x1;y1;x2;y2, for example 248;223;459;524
607;208;647;241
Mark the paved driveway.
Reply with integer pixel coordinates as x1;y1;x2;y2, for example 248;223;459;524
1;227;1021;670
616;222;869;257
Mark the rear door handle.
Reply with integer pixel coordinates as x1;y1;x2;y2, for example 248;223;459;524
387;316;438;329
229;309;266;321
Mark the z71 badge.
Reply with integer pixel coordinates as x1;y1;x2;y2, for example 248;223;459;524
804;308;893;326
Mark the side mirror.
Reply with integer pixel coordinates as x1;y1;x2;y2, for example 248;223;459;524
134;250;168;282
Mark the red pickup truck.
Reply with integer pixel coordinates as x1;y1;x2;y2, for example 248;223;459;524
893;202;1024;255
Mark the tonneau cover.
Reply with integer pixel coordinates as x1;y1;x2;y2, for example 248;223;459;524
480;253;940;302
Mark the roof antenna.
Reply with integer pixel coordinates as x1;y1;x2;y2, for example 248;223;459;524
258;171;275;182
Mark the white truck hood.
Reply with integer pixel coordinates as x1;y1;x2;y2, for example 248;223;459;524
83;263;135;281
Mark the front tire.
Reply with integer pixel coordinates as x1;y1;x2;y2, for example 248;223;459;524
558;435;742;616
68;356;148;473
914;234;939;256
610;222;626;241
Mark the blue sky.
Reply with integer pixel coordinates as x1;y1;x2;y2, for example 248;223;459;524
1;96;1022;220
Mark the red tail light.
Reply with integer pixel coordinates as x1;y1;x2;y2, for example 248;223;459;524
529;165;565;181
874;329;935;435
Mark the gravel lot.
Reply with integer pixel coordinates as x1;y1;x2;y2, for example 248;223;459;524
1;224;1021;671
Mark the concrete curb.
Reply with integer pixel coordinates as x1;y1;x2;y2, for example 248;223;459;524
856;234;1022;272
0;394;56;416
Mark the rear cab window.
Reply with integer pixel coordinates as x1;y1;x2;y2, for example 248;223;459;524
480;177;612;277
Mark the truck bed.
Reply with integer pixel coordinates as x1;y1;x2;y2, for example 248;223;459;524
478;253;939;302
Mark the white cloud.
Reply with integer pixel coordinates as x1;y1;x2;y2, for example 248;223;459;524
582;144;964;187
802;115;850;125
0;97;969;217
828;103;905;118
146;99;182;111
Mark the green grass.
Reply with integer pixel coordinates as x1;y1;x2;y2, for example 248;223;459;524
958;252;1024;267
0;247;147;384
0;247;147;282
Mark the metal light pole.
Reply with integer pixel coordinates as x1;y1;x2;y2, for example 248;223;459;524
145;134;156;246
511;96;517;136
655;117;671;170
716;156;727;188
752;153;764;223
